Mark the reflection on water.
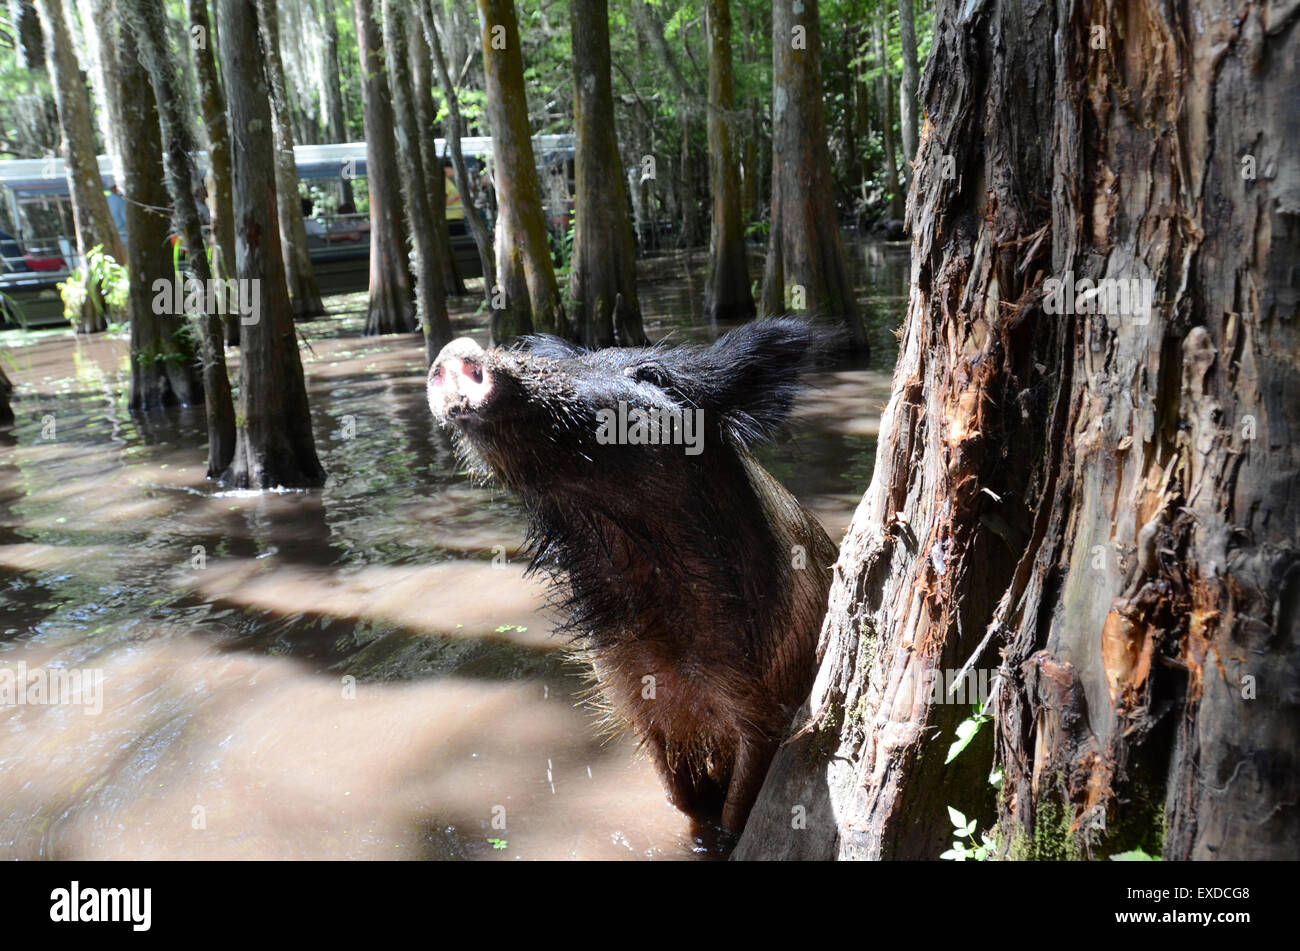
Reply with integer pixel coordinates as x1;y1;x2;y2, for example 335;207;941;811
0;242;907;859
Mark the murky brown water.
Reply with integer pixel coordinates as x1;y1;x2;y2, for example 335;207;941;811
0;243;906;859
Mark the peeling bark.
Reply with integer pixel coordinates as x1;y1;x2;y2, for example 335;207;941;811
737;0;1299;861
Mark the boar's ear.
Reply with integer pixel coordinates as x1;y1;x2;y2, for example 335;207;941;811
694;318;831;446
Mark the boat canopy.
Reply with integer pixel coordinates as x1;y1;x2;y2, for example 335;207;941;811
0;135;576;197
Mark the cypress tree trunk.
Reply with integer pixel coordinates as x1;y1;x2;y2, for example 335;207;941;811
98;16;202;410
122;0;236;478
0;363;13;426
34;0;124;333
187;0;236;283
219;0;325;488
383;0;451;365
896;0;919;189
570;0;647;348
408;15;464;299
875;19;905;221
353;0;416;335
703;0;755;324
421;0;496;299
761;0;865;350
320;0;354;208
478;0;569;341
737;0;1300;861
256;0;327;321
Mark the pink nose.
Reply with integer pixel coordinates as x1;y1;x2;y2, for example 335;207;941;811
428;350;491;421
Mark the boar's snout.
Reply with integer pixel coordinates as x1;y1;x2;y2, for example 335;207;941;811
428;337;493;423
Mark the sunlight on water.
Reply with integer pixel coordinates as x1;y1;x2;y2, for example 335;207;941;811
0;242;906;859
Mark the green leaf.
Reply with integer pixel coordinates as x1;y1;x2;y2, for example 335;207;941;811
947;806;967;830
1109;849;1160;862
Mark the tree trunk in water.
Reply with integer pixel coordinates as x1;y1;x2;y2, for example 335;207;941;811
422;0;496;300
219;0;325;489
408;17;464;299
256;0;326;321
34;0;124;334
875;20;905;221
478;0;568;341
187;0;240;348
677;96;700;251
383;0;451;366
0;363;13;426
99;19;202;410
320;0;354;208
122;0;236;478
896;0;918;191
188;0;236;277
354;0;416;335
737;0;1299;861
760;0;865;350
569;0;646;348
703;0;754;325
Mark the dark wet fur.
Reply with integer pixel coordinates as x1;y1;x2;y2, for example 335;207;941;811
434;319;838;833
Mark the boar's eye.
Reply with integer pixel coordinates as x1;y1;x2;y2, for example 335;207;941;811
624;361;673;391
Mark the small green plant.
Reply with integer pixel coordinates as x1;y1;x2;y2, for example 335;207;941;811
487;837;507;850
57;245;129;324
945;701;991;764
1109;848;1160;861
941;806;997;861
940;702;1002;861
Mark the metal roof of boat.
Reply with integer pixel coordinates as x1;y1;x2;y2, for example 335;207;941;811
0;135;576;193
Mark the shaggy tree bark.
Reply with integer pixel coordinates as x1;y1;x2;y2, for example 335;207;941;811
34;0;124;333
703;0;754;325
220;0;325;488
354;0;416;335
383;0;451;365
737;0;1299;861
569;0;646;348
122;0;236;478
421;0;495;297
478;0;568;341
256;0;327;321
761;0;866;350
